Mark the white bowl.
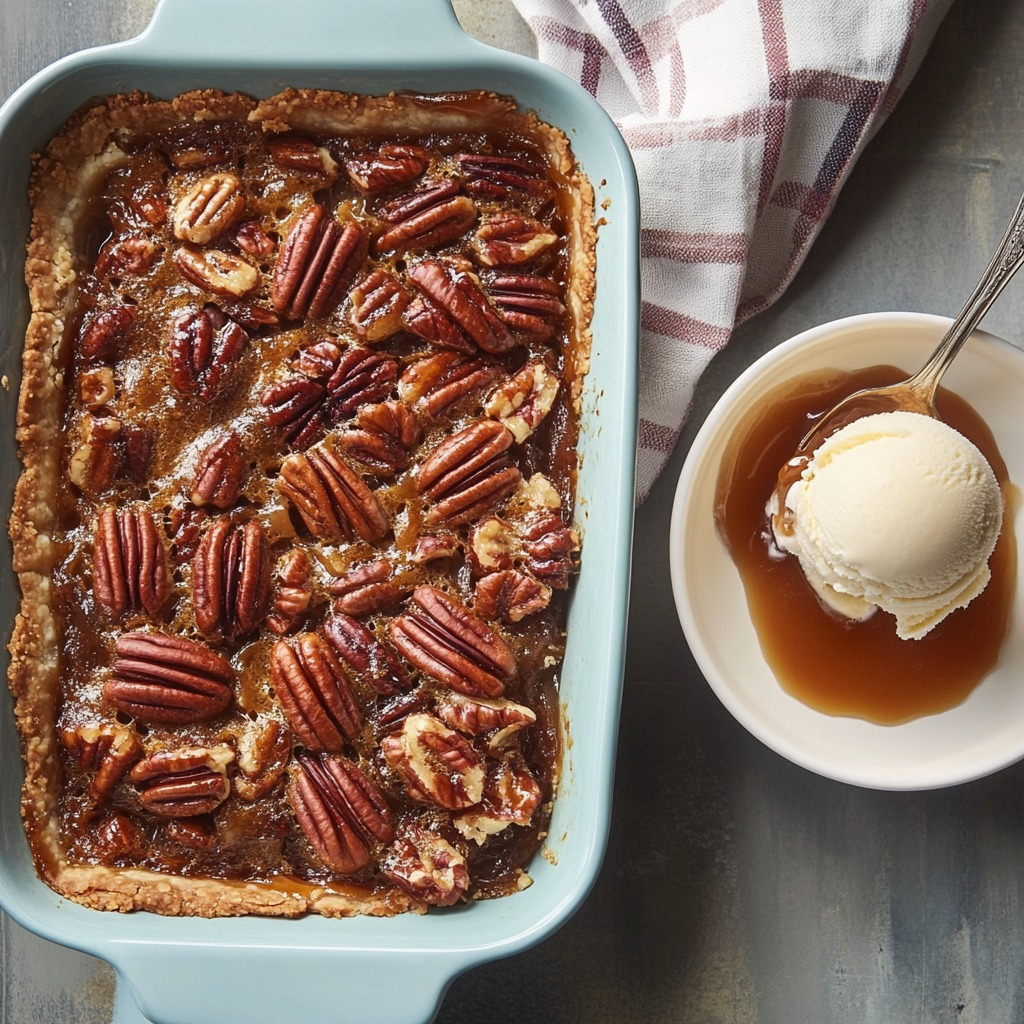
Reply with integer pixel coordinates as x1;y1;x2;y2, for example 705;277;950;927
670;312;1024;791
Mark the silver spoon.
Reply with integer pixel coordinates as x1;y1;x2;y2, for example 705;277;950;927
792;187;1024;456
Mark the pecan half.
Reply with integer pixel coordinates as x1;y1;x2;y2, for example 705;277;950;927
289;752;394;874
349;268;410;342
69;416;149;490
93;504;173;621
105;631;234;724
522;510;580;589
231;716;292;802
190;432;246;508
488;274;565;340
92;812;146;860
374;181;476;255
484;360;560;443
328;560;402;617
96;235;160;278
486;754;543;823
322;613;412;696
272;204;367;320
293;337;342;379
355;398;422;449
468;506;578;589
77;305;136;362
435;692;537;750
172;172;246;244
467;517;515;574
168;503;210;565
335;401;422;475
381;712;485;810
267;134;338;180
130;186;168;226
389;585;515;698
454;754;542;843
68;414;121;494
384;826;469;906
174;247;259;297
277;445;388;543
411;534;460;564
169;304;249;400
489;755;543;824
219;300;280;330
474;569;551;622
266;548;313;635
301;341;399;423
270;632;362;752
398;350;502;421
260;375;327;448
235;219;277;258
473;213;559;267
404;259;513;354
131;745;235;818
61;722;143;802
457;152;549;198
192;518;271;640
345;144;429;195
416;419;521;526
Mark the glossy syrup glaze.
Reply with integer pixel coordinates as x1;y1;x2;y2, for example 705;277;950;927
37;93;589;910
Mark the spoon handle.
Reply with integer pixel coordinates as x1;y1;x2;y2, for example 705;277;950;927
911;188;1024;398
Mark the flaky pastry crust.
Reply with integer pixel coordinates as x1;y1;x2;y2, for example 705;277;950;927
10;87;594;918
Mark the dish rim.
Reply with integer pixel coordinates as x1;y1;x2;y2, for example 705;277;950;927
0;0;640;1020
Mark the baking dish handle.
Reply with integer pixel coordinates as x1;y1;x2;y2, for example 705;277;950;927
134;0;483;64
110;944;467;1024
111;974;154;1024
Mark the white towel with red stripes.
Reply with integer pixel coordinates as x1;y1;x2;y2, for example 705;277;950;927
510;0;955;501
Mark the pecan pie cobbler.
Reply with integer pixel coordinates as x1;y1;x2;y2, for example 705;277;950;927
9;88;594;917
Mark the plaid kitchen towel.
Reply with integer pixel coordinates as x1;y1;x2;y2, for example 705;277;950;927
509;0;955;502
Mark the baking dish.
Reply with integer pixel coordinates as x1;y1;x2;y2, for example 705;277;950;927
0;0;638;1021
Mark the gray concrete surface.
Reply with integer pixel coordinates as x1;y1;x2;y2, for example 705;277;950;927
3;1;1024;1022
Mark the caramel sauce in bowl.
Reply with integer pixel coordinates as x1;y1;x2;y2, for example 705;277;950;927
669;313;1024;790
718;365;1015;724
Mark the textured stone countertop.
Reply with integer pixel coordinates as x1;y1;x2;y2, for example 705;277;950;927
3;1;1024;1021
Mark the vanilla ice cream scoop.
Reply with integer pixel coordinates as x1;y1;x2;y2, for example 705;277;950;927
771;410;1003;639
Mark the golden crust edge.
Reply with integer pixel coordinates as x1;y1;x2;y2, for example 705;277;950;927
53;863;425;918
9;87;596;919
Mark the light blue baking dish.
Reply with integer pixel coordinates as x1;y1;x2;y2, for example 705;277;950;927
0;1;639;1021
